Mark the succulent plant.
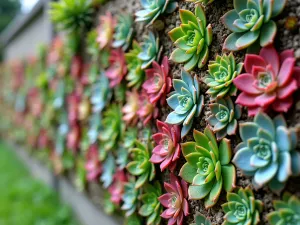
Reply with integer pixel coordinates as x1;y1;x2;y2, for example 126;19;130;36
122;90;139;126
71;55;83;79
139;181;162;225
135;0;177;25
207;97;242;140
122;177;141;216
126;135;156;188
112;13;134;51
124;213;142;225
166;70;204;138
222;187;263;225
78;97;91;121
159;174;189;225
97;12;116;49
187;0;214;5
137;91;159;125
105;49;127;88
108;169;128;205
87;29;100;61
232;111;300;191
204;53;243;100
150;120;181;171
125;41;145;89
85;144;102;181
191;213;212;225
233;45;299;116
138;32;162;69
267;192;300;225
143;56;172;105
67;124;80;152
179;127;236;208
101;153;116;188
67;92;80;125
222;0;287;51
169;5;212;71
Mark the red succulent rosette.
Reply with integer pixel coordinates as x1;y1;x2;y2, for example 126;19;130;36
67;92;80;125
85;144;102;181
71;55;84;79
108;169;128;204
137;91;159;125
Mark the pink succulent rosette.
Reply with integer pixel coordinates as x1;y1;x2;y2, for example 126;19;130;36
67;93;80;125
158;174;189;225
71;55;84;79
105;49;127;88
85;144;102;181
122;90;139;126
28;87;42;117
137;91;159;125
150;120;181;172
108;169;128;204
233;45;300;116
96;12;116;49
67;124;80;152
143;56;172;105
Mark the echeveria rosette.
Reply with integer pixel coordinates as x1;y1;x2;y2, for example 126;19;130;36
85;144;102;182
169;5;212;71
222;0;287;51
137;91;159;125
126;137;156;189
138;32;162;69
166;70;204;138
150;120;181;172
232;112;300;191
158;174;189;225
112;13;134;51
108;169;128;205
143;56;172;106
139;181;162;225
233;46;299;116
207;97;242;140
125;41;145;89
204;53;243;100
179;127;236;208
135;0;177;25
191;214;212;225
121;177;141;217
97;12;116;50
222;187;263;225
267;192;300;225
122;90;139;126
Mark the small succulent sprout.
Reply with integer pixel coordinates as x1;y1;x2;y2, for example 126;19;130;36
207;97;242;140
166;70;204;138
222;0;287;51
204;53;243;100
137;91;159;125
122;90;139;126
159;174;189;225
169;5;212;71
125;41;145;89
108;169;128;205
122;177;141;217
285;16;298;31
179;127;236;208
232;112;300;191
233;45;300;116
222;187;263;225
138;32;162;69
150;120;181;172
85;144;102;181
126;137;156;188
267;192;300;225
112;13;134;51
139;181;162;225
143;56;172;106
190;213;212;225
135;0;177;25
105;49;127;88
97;12;116;49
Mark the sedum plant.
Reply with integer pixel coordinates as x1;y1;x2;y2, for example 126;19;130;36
233;112;300;191
122;177;141;217
179;127;236;208
267;192;300;225
138;32;162;69
97;12;116;49
112;13;134;51
166;70;204;138
207;97;242;140
139;181;162;225
143;56;172;106
204;53;243;100
222;187;263;225
169;5;212;71
222;0;287;51
122;90;139;126
125;41;145;89
159;174;189;225
233;45;299;116
191;214;212;225
150;120;181;172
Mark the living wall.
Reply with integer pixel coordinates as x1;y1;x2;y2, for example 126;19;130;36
1;0;300;224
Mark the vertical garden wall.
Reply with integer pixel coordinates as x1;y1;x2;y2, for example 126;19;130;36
1;0;300;224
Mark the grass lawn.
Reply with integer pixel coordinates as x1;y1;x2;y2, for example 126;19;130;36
0;142;78;225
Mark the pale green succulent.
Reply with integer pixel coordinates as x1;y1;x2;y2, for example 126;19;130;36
121;177;141;216
191;213;212;225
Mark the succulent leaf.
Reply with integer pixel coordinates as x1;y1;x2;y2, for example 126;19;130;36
191;213;212;225
113;13;134;51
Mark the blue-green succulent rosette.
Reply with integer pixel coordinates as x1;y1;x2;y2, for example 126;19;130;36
166;70;204;138
233;112;300;191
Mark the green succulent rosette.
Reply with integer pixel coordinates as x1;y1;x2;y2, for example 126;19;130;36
222;187;263;225
205;53;243;100
169;5;212;71
268;192;300;225
191;213;212;225
122;177;141;216
179;126;236;208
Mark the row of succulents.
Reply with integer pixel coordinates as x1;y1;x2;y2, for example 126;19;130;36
0;0;300;225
